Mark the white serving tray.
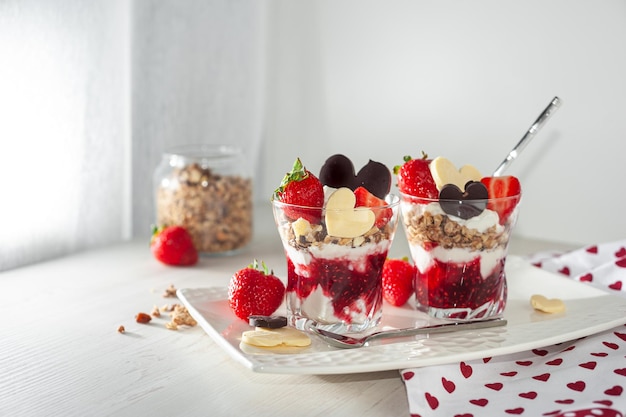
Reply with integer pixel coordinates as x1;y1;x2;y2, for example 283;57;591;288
178;256;626;375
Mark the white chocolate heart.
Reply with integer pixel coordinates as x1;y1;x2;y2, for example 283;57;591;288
241;327;311;347
530;294;566;313
325;187;375;238
429;156;482;191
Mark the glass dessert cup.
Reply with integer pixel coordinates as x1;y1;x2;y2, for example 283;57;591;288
272;195;400;334
400;192;521;321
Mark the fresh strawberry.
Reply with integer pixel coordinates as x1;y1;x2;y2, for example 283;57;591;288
228;260;286;321
151;225;198;266
382;257;415;306
354;186;392;228
394;154;439;198
480;176;522;224
274;158;325;223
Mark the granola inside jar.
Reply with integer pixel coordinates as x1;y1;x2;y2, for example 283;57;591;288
154;144;253;254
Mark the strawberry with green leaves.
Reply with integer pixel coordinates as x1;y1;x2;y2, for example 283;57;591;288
480;176;522;224
151;225;198;266
394;153;439;199
382;257;415;307
228;260;286;321
274;158;325;223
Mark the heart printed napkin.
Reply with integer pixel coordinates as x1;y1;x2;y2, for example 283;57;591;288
401;239;626;417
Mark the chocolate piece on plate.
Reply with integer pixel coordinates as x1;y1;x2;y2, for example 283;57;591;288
248;315;288;329
319;154;391;199
439;181;488;220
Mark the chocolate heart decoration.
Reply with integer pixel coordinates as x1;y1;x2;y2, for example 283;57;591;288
319;154;391;199
439;181;488;220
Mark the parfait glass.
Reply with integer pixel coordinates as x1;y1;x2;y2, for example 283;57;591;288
272;195;400;334
400;192;521;320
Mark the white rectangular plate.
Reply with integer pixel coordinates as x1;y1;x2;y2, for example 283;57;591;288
178;256;626;375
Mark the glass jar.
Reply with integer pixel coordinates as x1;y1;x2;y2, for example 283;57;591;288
153;144;253;254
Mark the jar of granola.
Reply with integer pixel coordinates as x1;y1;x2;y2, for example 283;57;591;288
154;144;253;254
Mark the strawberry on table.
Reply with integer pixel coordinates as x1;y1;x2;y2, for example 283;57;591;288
151;225;198;266
274;158;325;223
382;257;415;307
394;154;439;199
354;186;392;229
228;260;286;321
480;175;522;225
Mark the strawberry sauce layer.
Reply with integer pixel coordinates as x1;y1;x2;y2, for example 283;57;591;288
415;256;506;319
286;250;387;325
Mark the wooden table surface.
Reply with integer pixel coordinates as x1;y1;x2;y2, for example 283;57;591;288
0;207;577;417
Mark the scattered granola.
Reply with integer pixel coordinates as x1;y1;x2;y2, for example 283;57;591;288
151;305;161;318
168;304;197;328
162;284;177;298
118;325;126;333
135;312;152;324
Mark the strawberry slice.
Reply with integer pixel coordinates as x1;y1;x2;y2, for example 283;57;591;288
274;158;325;223
354;186;392;228
480;176;522;224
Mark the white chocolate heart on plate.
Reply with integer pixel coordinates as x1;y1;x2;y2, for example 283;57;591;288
429;156;482;191
325;187;375;238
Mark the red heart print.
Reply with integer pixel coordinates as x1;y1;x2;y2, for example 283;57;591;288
425;392;439;410
615;331;626;342
579;273;593;282
442;377;456;393
604;341;619;350
483;357;492;363
555;399;574;404
533;373;551;382
546;358;563;366
485;382;503;391
567;381;586;392
516;360;533;366
579;361;597;370
501;371;518;377
617;258;626;268
469;398;488;407
532;348;548;356
614;368;626;376
594;399;613;406
561;345;576;352
460;362;473;378
591;352;609;357
605;385;623;396
505;408;524;415
543;410;562;416
454;414;473;417
616;247;626;258
586;245;598;254
558;266;571;276
519;391;538;399
609;281;623;290
532;261;542;268
403;371;415;380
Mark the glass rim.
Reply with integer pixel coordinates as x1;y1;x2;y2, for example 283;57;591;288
399;191;521;204
163;144;243;159
271;193;400;210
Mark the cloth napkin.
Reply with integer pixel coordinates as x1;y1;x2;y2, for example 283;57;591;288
401;239;626;417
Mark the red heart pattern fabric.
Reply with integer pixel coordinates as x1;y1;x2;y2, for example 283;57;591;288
401;240;626;416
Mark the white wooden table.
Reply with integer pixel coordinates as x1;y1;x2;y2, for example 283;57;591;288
0;207;576;417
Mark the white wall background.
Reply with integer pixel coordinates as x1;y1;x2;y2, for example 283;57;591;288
1;0;625;271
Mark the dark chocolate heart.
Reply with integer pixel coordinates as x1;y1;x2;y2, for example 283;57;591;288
439;181;488;220
319;154;391;199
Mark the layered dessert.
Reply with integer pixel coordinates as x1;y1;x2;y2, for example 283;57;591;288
272;155;400;333
397;154;521;320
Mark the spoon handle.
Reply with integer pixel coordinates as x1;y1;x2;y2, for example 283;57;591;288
366;317;507;343
493;96;561;177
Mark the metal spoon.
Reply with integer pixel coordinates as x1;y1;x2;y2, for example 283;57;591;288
307;318;507;349
493;96;561;176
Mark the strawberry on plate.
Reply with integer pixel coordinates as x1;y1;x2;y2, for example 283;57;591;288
228;260;286;321
274;158;325;223
151;225;198;266
394;154;439;199
354;186;392;229
382;257;415;307
480;175;522;225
